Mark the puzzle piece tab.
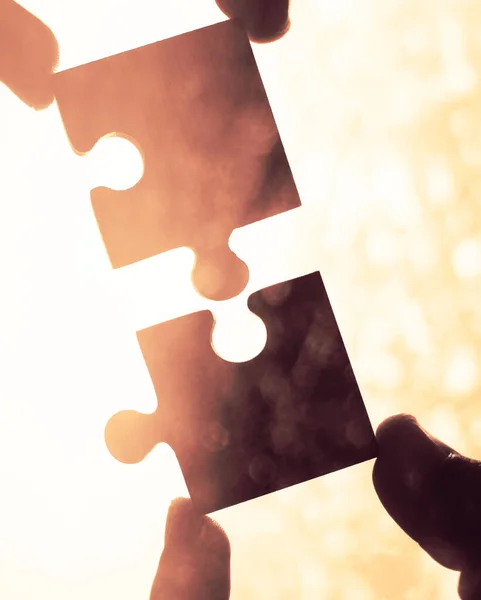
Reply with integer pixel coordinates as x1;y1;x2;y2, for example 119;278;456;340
105;272;377;514
54;19;301;300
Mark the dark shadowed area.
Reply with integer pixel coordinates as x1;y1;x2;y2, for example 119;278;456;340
105;272;377;514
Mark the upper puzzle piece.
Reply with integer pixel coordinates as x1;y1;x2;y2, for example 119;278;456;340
105;272;378;514
53;19;301;300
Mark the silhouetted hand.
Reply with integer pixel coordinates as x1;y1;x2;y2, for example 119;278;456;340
373;414;481;599
0;0;58;109
150;498;230;600
216;0;290;42
155;418;481;600
0;0;289;110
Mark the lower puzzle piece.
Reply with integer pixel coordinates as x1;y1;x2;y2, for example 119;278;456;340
105;272;377;514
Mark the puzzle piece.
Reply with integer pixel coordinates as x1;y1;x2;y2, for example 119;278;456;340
105;272;377;514
53;19;301;301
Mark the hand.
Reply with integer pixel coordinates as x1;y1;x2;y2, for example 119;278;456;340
155;417;481;600
0;0;58;109
215;0;291;43
150;498;231;600
373;414;481;599
0;0;289;111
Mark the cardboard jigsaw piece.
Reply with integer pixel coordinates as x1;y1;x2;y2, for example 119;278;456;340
53;19;301;301
105;272;377;514
53;19;377;514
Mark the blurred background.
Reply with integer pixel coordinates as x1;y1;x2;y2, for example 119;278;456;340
1;0;480;597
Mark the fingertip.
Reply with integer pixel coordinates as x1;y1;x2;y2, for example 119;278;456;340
166;497;197;528
200;515;231;558
375;413;455;466
374;415;481;574
459;567;481;600
216;0;291;44
373;413;441;521
154;501;231;600
24;74;56;110
372;413;466;564
165;497;231;560
375;413;419;443
165;497;204;547
168;496;195;514
246;16;291;44
375;414;426;461
0;0;59;110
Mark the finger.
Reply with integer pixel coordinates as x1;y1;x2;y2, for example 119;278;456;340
373;414;481;572
459;567;481;600
150;498;230;600
0;0;58;109
216;0;290;43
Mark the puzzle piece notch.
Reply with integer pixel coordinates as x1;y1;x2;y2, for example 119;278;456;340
54;19;302;301
211;297;267;363
82;131;251;301
104;272;377;514
84;135;144;192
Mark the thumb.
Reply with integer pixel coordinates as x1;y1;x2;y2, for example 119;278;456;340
373;414;481;598
150;498;230;600
0;0;58;109
216;0;290;43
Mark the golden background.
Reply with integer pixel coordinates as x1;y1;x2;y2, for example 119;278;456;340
0;0;479;598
